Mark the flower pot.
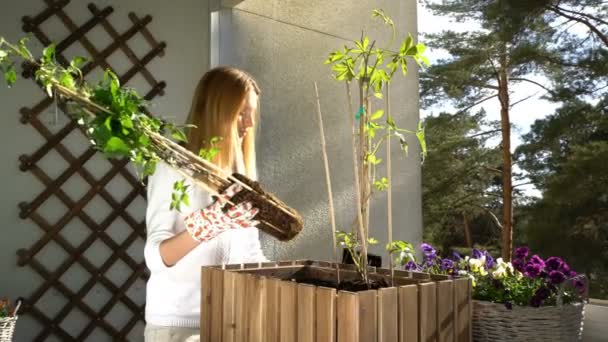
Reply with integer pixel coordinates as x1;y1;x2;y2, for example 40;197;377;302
472;300;585;342
200;260;472;342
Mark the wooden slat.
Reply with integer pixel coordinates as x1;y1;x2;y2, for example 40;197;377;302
234;272;248;341
222;271;236;342
359;290;378;342
297;284;316;342
247;275;266;342
399;285;418;342
437;280;454;342
279;281;298;342
201;267;213;342
419;282;438;342
453;278;471;342
337;292;359;342
265;278;281;342
210;268;225;341
316;287;336;342
378;287;398;342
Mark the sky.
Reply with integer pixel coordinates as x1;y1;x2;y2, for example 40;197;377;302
416;2;562;197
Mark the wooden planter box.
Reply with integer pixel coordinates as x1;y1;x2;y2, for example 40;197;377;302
200;260;472;342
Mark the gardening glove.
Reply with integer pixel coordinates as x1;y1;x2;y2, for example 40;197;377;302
184;183;260;242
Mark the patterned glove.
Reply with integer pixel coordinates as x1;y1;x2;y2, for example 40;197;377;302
184;183;260;242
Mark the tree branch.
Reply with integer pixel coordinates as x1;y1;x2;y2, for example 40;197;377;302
510;77;555;95
456;94;499;114
547;5;608;48
474;204;503;230
554;6;608;26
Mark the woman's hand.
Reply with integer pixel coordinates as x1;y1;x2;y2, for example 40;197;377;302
184;183;260;242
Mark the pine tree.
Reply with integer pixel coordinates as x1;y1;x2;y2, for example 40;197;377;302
420;0;607;260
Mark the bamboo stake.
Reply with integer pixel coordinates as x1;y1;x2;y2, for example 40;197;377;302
386;84;394;286
313;81;340;285
346;81;368;283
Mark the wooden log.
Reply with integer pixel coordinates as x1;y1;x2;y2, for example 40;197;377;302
453;278;472;342
358;290;378;342
316;287;336;342
297;284;316;342
280;281;298;342
436;280;454;342
378;287;398;342
398;284;418;342
419;282;438;342
265;278;281;342
337;291;359;342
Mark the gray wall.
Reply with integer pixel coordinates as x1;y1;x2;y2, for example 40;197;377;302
0;0;421;341
215;0;423;261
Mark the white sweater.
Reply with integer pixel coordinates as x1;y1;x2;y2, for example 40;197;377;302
144;162;267;328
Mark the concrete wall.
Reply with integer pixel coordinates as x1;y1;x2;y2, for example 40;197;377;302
214;0;422;261
0;0;421;341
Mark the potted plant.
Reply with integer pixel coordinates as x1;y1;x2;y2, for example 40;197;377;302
400;243;587;342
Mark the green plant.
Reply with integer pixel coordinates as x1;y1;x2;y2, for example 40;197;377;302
336;230;378;276
0;37;201;211
325;9;428;283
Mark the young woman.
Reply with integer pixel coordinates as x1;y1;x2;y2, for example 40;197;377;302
143;67;267;342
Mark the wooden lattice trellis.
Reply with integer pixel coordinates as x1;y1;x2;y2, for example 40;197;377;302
15;1;166;340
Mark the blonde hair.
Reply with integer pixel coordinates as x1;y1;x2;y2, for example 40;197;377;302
185;66;260;178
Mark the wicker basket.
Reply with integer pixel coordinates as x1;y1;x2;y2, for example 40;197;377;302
0;317;17;342
472;300;584;342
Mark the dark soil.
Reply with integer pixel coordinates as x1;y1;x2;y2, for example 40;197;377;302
221;174;303;241
293;276;389;292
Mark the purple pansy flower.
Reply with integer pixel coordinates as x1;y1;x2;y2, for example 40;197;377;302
441;259;454;271
512;258;525;272
524;263;543;278
514;246;529;260
472;249;483;259
530;287;552;307
404;261;418;271
484;251;495;269
574;280;585;294
545;257;563;272
529;255;545;267
549;270;566;285
452;251;462;261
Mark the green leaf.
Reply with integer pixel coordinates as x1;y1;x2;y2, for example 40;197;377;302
416;121;427;162
138;134;150;146
59;71;75;88
401;60;408;76
387;115;396;130
42;43;56;62
181;194;190;207
171;129;188;142
70;56;87;69
374;92;383;99
104;136;130;155
4;67;17;87
370;109;384;121
0;51;7;58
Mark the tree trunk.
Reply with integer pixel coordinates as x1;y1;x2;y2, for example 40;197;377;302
462;212;472;248
498;45;513;261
